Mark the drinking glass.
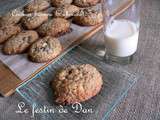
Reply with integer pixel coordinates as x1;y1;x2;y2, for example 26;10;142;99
102;0;141;64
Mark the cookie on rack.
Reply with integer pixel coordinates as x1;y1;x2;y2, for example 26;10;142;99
28;36;62;63
3;31;39;55
21;12;48;30
73;7;103;26
73;0;100;7
0;25;21;44
37;18;70;37
0;9;23;26
51;0;73;7
51;64;103;105
53;4;79;19
24;0;50;13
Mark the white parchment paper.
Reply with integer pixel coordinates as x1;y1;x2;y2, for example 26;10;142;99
0;24;94;80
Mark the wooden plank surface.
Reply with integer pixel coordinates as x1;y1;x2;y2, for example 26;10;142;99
0;62;21;97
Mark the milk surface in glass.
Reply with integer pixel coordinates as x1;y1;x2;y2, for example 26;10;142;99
104;19;139;57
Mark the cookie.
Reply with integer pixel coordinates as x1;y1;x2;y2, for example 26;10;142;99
73;7;103;26
73;0;99;7
0;9;23;26
37;18;70;37
24;0;50;13
51;0;73;7
21;12;48;30
52;64;103;105
53;4;79;18
3;31;38;55
29;36;62;62
0;25;21;44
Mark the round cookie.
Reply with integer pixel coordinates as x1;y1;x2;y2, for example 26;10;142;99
51;0;73;7
24;0;50;13
73;0;99;7
0;25;21;44
21;12;48;30
53;4;79;18
73;7;103;26
52;64;103;105
0;9;23;26
37;18;70;37
29;36;62;62
3;31;38;55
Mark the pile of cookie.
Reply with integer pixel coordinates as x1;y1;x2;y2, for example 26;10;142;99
0;0;103;63
0;0;104;105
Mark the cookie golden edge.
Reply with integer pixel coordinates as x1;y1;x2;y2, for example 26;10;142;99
73;0;100;7
21;12;49;30
3;31;39;55
37;18;71;37
0;25;21;44
28;36;63;63
73;8;103;26
53;4;80;19
51;0;73;7
24;0;50;13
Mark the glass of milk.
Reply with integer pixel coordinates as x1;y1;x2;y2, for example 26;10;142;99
102;0;141;64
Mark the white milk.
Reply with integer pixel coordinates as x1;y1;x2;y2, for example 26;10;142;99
104;19;139;57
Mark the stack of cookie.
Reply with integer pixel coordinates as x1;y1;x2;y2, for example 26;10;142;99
0;0;104;105
0;0;102;63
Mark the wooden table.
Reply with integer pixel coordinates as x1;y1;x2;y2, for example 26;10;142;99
0;0;160;119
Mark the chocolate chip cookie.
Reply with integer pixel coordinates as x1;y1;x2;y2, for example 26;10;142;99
3;31;38;55
51;0;73;7
51;64;103;105
53;4;79;18
0;9;23;26
29;36;62;62
24;0;50;13
73;0;99;7
0;25;21;44
73;7;103;26
21;12;48;30
37;18;70;37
